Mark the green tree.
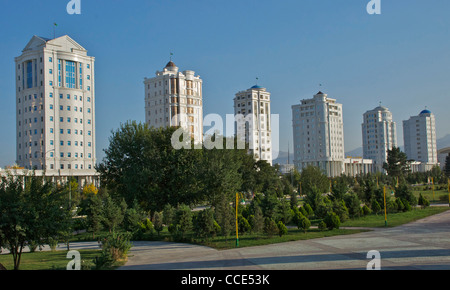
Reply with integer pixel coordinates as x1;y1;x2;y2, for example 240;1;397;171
300;166;330;195
277;221;288;237
0;174;72;270
102;195;126;233
97;122;205;212
176;204;193;239
163;204;176;226
264;218;279;237
418;193;430;208
84;193;104;239
371;200;382;215
193;209;216;241
238;215;251;235
324;212;340;230
383;147;410;180
249;204;264;234
299;216;311;234
153;211;164;236
214;195;234;238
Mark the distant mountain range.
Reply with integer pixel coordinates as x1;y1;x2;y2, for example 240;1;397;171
273;134;450;165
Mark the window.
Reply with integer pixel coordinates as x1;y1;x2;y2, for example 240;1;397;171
65;60;76;88
49;57;53;62
49;69;53;74
50;93;53;98
67;106;71;111
60;117;64;122
60;141;64;146
60;105;63;110
67;94;71;99
60;153;64;158
26;61;33;89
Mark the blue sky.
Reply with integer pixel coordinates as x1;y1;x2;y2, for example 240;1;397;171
1;0;450;166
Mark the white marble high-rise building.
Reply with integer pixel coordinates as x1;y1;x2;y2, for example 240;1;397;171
234;85;272;165
403;109;438;168
144;61;203;143
362;105;397;172
292;91;345;177
15;35;96;174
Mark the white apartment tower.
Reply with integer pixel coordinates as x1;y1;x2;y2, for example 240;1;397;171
362;105;397;172
15;35;96;173
234;85;272;165
292;91;345;177
403;109;438;166
144;61;203;143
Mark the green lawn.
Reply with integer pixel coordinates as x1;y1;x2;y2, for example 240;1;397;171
412;187;449;203
0;249;101;270
341;206;450;228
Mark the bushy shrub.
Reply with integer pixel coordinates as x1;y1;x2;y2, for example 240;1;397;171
264;218;279;237
362;205;372;216
318;221;327;231
94;231;132;269
277;221;288;237
299;217;311;234
238;215;251;235
324;212;340;230
371;200;381;215
418;193;430;208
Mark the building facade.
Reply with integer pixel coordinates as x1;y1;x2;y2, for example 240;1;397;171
292;91;345;177
15;35;96;174
144;61;203;143
234;85;272;165
403;109;438;171
362;105;397;172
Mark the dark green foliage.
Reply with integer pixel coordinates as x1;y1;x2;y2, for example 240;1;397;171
299;217;311;233
264;218;279;237
324;212;340;230
344;193;362;218
383;147;410;179
193;209;216;241
417;193;429;208
153;211;164;236
300;166;331;196
277;221;288;237
238;215;251;235
395;183;417;207
371;200;382;215
0;174;72;270
318;221;327;231
362;205;372;216
248;204;264;233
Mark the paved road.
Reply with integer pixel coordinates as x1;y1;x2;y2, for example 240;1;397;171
118;208;450;270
